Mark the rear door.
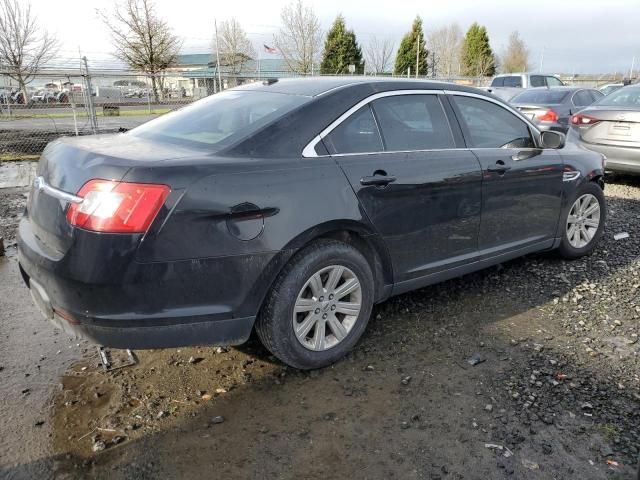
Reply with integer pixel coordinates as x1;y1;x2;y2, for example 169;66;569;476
448;93;564;255
322;92;483;283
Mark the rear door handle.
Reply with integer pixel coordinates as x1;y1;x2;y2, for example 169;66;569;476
360;175;397;187
486;160;511;174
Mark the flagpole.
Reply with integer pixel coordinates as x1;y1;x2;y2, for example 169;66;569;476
214;19;223;92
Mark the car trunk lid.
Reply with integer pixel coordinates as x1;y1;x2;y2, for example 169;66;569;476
577;107;640;148
27;134;201;256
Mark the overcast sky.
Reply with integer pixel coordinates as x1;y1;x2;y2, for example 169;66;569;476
30;0;640;74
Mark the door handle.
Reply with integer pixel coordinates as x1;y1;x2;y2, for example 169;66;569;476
360;175;397;187
486;160;511;174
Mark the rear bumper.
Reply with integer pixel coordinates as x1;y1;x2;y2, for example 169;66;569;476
576;141;640;174
16;216;280;349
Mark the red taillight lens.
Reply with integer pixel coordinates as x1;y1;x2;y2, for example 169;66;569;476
571;113;600;126
536;109;559;123
66;180;170;233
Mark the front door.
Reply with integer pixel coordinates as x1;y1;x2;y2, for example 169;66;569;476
449;94;564;255
322;93;483;283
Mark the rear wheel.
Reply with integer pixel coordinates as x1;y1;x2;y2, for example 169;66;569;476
558;182;606;259
256;240;374;369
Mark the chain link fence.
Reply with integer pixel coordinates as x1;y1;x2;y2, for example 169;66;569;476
0;67;622;160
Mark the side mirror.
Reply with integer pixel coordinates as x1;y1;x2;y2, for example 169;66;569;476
540;130;566;149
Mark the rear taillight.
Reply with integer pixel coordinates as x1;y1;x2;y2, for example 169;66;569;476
66;180;170;233
571;113;600;126
536;109;559;123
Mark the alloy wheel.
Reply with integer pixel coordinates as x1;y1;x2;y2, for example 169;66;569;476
292;265;362;351
566;193;600;249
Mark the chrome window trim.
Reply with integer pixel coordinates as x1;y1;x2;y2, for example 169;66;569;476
445;90;542;148
302;89;444;158
33;176;83;204
302;89;546;158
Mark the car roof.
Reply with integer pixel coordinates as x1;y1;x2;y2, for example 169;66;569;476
519;86;589;92
235;76;485;98
493;72;560;77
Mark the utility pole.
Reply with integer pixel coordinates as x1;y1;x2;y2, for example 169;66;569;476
415;33;420;78
82;56;97;134
630;56;636;80
214;19;223;92
539;47;545;72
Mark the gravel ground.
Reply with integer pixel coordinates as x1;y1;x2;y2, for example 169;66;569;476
0;175;639;480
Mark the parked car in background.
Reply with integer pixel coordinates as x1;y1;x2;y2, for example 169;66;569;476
485;73;565;101
599;83;624;96
569;85;640;174
511;87;604;133
18;78;607;370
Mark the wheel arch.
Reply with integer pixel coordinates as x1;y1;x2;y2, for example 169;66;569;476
245;220;393;324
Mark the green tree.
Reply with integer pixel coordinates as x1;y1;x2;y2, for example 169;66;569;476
394;16;427;76
460;22;496;77
320;15;364;74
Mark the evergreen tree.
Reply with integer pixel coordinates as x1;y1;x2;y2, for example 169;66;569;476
320;15;364;74
394;16;428;76
460;23;496;77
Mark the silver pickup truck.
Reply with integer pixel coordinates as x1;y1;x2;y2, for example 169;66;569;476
484;73;565;101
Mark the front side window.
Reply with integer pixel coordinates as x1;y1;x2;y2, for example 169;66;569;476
491;77;504;87
323;105;383;154
130;90;309;150
452;95;535;149
546;76;564;87
573;90;594;107
503;76;523;88
530;75;546;87
371;95;455;151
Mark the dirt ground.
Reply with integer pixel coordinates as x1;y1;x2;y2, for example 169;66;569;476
0;168;639;480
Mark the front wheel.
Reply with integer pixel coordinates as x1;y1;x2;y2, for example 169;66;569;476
256;240;374;370
557;182;606;259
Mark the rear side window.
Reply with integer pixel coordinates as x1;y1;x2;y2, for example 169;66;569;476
371;95;455;151
546;76;564;87
324;105;383;154
589;90;604;102
452;95;535;149
530;76;546;87
502;76;522;88
573;90;594;107
130;90;309;150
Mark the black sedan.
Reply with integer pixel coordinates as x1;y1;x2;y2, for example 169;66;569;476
511;87;603;133
18;78;607;369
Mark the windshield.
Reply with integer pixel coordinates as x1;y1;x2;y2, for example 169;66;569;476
595;87;640;107
129;90;310;150
512;89;570;104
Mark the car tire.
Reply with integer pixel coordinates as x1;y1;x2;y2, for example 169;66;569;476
557;181;606;259
256;239;374;370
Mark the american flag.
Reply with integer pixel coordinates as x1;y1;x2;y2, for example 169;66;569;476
263;44;277;54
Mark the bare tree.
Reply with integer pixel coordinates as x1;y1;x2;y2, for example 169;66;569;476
0;0;58;103
273;0;322;74
364;36;394;74
100;0;181;101
427;23;462;78
501;31;530;73
213;18;255;85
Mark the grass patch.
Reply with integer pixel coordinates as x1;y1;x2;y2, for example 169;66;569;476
595;423;621;441
0;154;40;161
0;108;171;120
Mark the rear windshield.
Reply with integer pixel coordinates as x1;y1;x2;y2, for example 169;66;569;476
511;89;571;104
129;90;309;150
595;87;640;107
